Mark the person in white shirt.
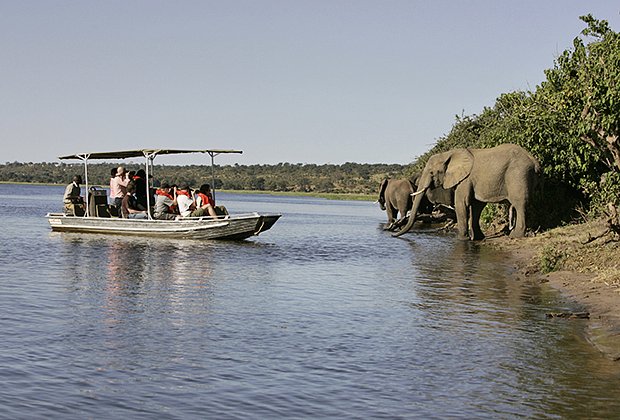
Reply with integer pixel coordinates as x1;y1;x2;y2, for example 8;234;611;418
176;185;207;218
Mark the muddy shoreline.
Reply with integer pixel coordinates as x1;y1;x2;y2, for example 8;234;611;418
485;222;620;360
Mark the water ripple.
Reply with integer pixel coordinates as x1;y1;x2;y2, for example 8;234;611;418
1;185;620;418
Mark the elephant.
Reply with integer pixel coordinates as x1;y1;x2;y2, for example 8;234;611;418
378;176;454;231
393;143;540;240
378;178;415;230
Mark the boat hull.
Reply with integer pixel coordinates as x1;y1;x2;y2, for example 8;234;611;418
46;213;281;240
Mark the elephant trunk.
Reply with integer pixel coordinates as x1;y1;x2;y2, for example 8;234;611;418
392;187;426;237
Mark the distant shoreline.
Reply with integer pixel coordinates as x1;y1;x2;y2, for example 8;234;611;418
0;181;374;201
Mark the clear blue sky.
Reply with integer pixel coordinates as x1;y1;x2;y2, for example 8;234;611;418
1;1;619;166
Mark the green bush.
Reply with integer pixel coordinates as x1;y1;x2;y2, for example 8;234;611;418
539;245;566;273
589;171;620;217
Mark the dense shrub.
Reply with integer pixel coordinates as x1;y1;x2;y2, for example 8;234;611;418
408;15;620;229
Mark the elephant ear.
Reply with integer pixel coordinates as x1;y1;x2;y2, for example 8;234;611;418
379;178;389;194
378;178;389;201
409;173;420;189
443;149;474;189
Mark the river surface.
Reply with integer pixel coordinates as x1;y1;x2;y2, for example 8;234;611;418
1;183;620;419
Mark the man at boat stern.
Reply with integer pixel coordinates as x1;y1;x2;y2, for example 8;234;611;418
63;175;85;216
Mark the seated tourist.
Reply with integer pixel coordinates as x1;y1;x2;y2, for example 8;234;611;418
153;183;178;220
195;184;218;217
176;185;208;218
121;182;148;219
133;169;149;209
63;175;85;216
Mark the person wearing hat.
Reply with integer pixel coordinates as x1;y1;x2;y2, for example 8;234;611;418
110;166;129;209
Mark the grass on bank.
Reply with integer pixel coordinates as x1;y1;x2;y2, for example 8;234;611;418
492;218;620;292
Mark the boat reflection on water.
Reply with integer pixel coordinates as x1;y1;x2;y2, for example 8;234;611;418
60;234;218;330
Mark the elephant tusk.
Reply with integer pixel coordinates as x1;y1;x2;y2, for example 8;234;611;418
411;190;425;197
436;204;455;211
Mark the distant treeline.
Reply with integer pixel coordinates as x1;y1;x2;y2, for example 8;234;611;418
0;161;407;196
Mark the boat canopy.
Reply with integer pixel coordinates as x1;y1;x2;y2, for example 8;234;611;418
59;148;243;218
59;149;242;160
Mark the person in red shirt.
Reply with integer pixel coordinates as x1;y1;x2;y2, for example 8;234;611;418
195;184;218;217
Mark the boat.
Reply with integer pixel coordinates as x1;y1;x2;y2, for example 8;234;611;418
45;148;281;240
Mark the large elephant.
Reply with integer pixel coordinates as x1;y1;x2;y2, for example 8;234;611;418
393;143;540;240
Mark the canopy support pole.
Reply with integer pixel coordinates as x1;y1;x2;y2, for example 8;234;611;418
76;154;91;217
143;150;161;220
208;151;219;201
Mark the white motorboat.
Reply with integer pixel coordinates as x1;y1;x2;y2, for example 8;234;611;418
46;148;281;240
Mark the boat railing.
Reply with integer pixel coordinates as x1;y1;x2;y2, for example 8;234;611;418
47;212;262;221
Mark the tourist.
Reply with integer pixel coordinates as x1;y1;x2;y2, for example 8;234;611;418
133;169;149;209
110;166;129;208
63;175;84;216
153;183;178;220
195;184;218;217
121;182;148;219
108;167;117;204
176;185;207;217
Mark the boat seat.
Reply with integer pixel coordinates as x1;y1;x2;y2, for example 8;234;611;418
88;188;110;217
95;204;111;218
108;205;120;218
64;203;85;217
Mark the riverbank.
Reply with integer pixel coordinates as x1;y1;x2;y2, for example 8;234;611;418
486;219;620;360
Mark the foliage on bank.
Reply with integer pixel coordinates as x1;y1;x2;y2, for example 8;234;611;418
407;15;620;229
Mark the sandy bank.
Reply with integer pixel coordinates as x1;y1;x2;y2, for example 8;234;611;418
486;219;620;360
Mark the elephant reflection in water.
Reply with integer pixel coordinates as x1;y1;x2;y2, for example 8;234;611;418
393;143;540;240
407;239;531;322
378;175;454;231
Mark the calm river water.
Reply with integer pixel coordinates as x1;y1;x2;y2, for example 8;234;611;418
1;183;620;419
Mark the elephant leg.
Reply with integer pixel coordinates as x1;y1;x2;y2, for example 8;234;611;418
470;200;486;240
397;206;410;228
383;205;397;230
454;193;470;240
509;200;527;238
